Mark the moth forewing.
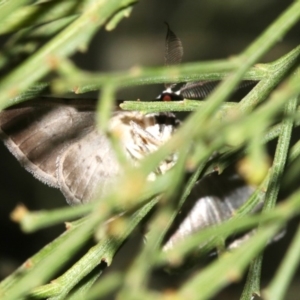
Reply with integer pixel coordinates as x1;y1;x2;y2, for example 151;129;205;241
0;98;105;202
57;127;123;205
0;99;180;205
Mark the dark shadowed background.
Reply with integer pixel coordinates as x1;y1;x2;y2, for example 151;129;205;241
0;0;299;298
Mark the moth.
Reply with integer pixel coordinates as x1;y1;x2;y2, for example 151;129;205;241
0;25;257;250
0;99;179;205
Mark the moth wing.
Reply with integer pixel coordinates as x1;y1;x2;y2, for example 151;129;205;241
0;98;96;187
57;128;121;205
164;23;184;90
180;80;257;100
163;172;259;251
164;23;183;66
180;81;220;100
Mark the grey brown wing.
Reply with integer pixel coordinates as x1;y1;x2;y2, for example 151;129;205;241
163;172;258;251
57;129;121;205
164;23;184;90
0;98;96;188
164;22;183;67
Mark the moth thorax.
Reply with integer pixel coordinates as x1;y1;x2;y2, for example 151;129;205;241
108;111;180;175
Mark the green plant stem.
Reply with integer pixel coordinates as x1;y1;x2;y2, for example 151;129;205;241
241;96;298;299
69;272;123;300
52;40;299;97
0;16;78;71
67;267;102;300
52;61;265;94
3;82;51;104
222;121;300;220
0;0;135;110
31;239;114;299
121;99;237;113
0;221;81;293
0;219;97;300
97;83;116;131
1;186;154;300
239;45;300;113
19;203;95;232
241;254;263;299
176;223;282;300
29;199;157;299
264;97;297;211
116;155;191;296
264;224;300;300
5;42;299;107
0;0;83;35
161;162;206;241
105;5;134;30
0;0;31;25
203;107;300;178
